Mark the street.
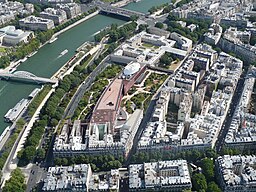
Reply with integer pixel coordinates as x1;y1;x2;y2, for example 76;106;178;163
215;73;246;152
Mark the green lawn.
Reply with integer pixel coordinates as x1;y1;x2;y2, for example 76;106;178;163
0;47;6;53
142;43;159;49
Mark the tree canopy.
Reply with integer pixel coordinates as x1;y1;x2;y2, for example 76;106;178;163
192;173;207;191
3;168;26;192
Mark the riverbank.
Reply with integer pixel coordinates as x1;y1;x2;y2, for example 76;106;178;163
1;87;54;187
53;10;100;38
112;0;134;7
1;10;100;74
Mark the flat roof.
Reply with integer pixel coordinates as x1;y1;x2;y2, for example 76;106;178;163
96;78;123;111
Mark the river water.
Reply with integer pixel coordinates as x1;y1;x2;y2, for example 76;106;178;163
0;0;170;133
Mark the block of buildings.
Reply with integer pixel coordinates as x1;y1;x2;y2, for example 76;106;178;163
204;23;223;45
19;16;54;31
110;31;188;65
89;169;120;191
129;160;192;191
220;27;256;64
0;1;34;25
42;164;92;191
225;67;256;151
138;44;243;153
54;62;146;158
40;8;67;25
216;155;256;192
56;3;81;19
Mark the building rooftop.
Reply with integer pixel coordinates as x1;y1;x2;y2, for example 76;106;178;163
42;164;91;191
96;78;123;111
216;155;256;189
129;160;192;190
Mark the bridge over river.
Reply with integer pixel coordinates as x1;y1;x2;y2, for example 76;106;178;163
97;2;146;19
0;71;57;84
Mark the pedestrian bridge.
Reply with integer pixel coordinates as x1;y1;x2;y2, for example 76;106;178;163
0;71;57;84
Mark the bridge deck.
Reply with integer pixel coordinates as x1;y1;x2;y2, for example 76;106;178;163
0;72;57;84
98;4;145;18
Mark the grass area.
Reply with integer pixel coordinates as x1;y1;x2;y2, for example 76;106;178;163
27;85;51;117
168;60;181;71
123;71;168;114
0;47;6;53
72;64;122;120
0;119;25;172
145;72;168;93
125;100;134;114
142;43;159;49
131;92;149;109
81;53;96;69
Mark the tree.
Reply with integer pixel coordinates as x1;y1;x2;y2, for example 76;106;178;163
192;173;207;191
155;22;164;29
62;158;68;165
54;158;62;165
50;118;59;127
138;24;148;32
201;158;214;182
3;168;26;192
36;148;46;160
159;52;173;67
207;182;221;192
22;146;37;162
130;15;139;22
205;148;217;158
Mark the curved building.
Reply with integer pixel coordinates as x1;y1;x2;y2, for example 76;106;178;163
123;62;141;77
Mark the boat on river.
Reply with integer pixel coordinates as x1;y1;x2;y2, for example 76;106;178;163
59;49;68;57
49;37;58;44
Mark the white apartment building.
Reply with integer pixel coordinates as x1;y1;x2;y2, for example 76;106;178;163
40;8;67;25
19;16;54;31
216;155;256;192
129;160;192;191
42;164;92;191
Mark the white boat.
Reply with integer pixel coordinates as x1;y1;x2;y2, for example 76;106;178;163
20;57;28;63
28;51;38;58
9;67;16;73
0;126;10;143
59;49;68;57
49;37;58;44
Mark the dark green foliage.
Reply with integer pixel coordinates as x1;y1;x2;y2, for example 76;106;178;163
250;36;256;46
176;0;193;7
207;182;222;192
94;22;137;42
130;15;139;22
201;158;214;182
2;168;26;192
54;154;123;172
166;14;211;43
192;173;207;191
159;52;174;67
155;22;164;29
138;24;148;32
148;3;168;14
130;149;216;164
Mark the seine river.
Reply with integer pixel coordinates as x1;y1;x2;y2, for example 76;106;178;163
0;0;170;133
